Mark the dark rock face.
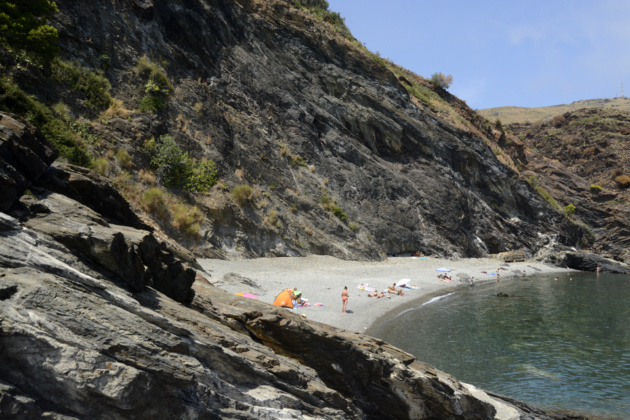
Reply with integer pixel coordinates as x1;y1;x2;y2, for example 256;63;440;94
562;252;629;274
41;0;578;261
0;114;57;212
37;162;152;231
0;99;570;419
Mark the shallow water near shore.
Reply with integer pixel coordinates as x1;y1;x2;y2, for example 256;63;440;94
372;272;630;418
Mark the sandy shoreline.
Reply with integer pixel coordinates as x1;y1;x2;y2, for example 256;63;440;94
198;256;574;334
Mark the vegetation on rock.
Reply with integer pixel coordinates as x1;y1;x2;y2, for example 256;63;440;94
146;135;218;193
430;72;453;89
231;184;253;207
0;0;59;66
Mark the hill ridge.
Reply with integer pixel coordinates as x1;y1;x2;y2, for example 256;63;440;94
479;96;630;124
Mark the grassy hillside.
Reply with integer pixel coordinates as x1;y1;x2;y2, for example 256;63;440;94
479;97;630;124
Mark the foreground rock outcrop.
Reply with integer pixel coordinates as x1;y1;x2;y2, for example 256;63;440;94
1;115;577;419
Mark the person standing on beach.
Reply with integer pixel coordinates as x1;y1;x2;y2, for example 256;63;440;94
341;286;349;313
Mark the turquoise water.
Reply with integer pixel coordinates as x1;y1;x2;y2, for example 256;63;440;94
372;272;630;419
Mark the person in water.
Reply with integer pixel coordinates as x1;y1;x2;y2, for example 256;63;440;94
341;286;349;312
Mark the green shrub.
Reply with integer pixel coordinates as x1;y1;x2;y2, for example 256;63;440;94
526;175;539;189
116;148;132;169
139;95;163;113
148;135;218;192
0;77;50;126
330;204;347;222
590;184;602;193
348;222;359;231
135;56;172;93
151;135;191;187
135;56;171;113
564;203;576;216
231;184;253;207
41;116;91;166
320;192;332;206
51;59;112;108
430;72;453;89
172;203;203;238
293;1;352;39
289;154;308;167
140;187;169;219
0;0;59;66
526;176;559;209
184;159;218;193
320;191;347;222
536;186;559;209
0;78;92;166
267;210;278;225
92;157;109;175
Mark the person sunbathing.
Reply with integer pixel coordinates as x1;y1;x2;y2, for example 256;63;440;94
367;291;385;298
387;283;404;296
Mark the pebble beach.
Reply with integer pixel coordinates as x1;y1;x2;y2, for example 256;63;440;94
198;255;574;334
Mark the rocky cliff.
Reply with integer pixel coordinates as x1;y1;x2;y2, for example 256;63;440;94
3;0;593;262
508;108;630;267
0;113;575;419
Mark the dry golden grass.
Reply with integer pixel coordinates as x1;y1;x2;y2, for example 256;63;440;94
479;97;630;124
102;98;131;119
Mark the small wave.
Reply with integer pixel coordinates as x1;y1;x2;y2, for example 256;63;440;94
392;293;455;320
422;292;455;306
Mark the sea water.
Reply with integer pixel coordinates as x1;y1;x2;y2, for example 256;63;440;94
372;272;630;419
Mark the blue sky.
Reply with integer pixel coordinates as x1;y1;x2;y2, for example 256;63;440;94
327;0;630;109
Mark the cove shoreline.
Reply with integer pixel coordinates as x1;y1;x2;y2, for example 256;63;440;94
198;255;575;334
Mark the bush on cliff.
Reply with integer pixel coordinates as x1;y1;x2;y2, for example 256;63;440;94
51;59;112;109
615;175;630;188
145;135;218;193
0;78;93;166
231;184;253;207
293;1;352;39
135;56;171;113
0;0;59;66
430;72;453;89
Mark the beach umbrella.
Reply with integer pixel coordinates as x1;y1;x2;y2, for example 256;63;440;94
436;268;451;272
396;278;411;287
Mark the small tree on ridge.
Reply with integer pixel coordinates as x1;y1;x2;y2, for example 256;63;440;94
430;72;453;89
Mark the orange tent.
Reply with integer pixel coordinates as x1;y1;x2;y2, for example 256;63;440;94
273;289;293;308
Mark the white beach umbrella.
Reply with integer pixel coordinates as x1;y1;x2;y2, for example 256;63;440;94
396;278;411;287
